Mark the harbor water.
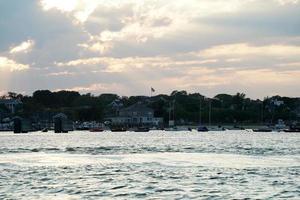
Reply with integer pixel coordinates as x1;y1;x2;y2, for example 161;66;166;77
0;131;299;199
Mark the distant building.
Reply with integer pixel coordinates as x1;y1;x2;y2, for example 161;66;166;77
0;99;22;114
0;110;7;122
107;99;124;116
109;99;124;110
271;99;284;107
106;102;163;127
293;105;300;118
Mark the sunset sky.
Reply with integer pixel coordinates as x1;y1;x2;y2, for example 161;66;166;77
0;0;300;99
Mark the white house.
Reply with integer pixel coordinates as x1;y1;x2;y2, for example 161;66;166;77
106;102;163;126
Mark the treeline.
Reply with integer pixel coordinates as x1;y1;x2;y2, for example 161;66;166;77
1;90;300;124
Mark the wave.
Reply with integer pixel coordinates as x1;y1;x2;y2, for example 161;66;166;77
0;145;299;156
0;152;299;169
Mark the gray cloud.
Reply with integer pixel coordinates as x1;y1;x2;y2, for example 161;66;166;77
0;0;300;98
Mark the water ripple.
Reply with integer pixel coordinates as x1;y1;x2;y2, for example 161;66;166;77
0;131;299;199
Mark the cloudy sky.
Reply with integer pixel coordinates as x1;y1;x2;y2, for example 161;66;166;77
0;0;300;98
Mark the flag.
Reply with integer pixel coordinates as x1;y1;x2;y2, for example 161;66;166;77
151;87;155;92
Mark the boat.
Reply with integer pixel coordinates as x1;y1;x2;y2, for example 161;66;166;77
252;128;273;132
41;128;48;132
209;126;226;131
274;119;286;131
283;123;300;132
134;127;150;132
164;127;176;131
76;127;89;131
165;127;180;131
164;127;191;131
197;126;209;132
229;125;245;130
284;129;300;133
111;127;127;132
89;128;104;132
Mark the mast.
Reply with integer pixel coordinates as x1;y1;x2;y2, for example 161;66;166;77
199;97;202;125
169;101;171;126
209;99;212;127
261;101;264;125
173;99;175;125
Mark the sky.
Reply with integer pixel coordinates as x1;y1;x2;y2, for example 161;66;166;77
0;0;300;99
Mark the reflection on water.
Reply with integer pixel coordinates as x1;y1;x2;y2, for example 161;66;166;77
0;131;299;199
0;152;299;168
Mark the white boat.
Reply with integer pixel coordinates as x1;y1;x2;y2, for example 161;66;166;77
208;126;226;132
274;119;286;131
164;127;192;132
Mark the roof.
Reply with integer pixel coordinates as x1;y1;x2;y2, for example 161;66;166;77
53;113;68;119
109;99;124;107
120;102;153;113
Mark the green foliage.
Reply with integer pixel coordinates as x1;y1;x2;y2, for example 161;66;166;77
0;104;10;113
2;90;299;124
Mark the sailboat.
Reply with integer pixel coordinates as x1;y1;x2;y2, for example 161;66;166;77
197;97;209;132
164;99;191;131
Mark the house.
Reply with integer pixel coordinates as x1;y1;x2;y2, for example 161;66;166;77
106;99;124;116
271;99;284;107
109;99;124;110
106;102;163;127
0;99;22;114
